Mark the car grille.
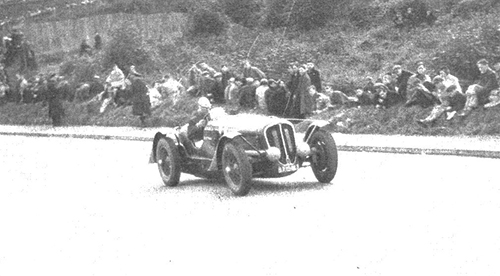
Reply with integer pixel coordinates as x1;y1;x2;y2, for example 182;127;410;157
265;123;296;163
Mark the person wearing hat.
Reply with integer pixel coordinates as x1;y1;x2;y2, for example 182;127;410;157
392;64;414;101
405;62;438;108
374;81;400;109
485;89;500;109
179;97;212;149
457;58;499;117
417;76;462;127
225;77;242;105
129;68;151;126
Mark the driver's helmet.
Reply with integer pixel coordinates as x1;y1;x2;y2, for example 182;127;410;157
198;97;211;109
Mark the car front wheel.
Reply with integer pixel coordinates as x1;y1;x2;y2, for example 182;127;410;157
222;142;252;196
308;130;338;183
156;137;181;187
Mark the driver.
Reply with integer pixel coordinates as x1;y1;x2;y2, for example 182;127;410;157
182;97;212;143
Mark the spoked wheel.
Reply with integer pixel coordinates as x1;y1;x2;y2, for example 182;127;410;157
222;142;252;196
308;130;338;183
156;137;181;187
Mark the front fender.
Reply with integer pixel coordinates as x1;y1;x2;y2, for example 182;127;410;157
303;120;330;144
149;130;179;163
207;132;241;171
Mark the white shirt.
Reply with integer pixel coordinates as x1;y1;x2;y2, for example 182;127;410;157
442;74;462;94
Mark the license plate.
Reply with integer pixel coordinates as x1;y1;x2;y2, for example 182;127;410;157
278;163;298;173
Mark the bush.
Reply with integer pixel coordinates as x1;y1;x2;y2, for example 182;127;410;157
102;21;152;71
191;9;226;35
433;14;500;81
264;0;336;31
452;0;499;19
221;0;262;28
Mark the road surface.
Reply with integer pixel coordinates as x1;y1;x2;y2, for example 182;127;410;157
0;136;499;276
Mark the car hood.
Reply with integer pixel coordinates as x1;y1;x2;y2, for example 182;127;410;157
209;113;291;133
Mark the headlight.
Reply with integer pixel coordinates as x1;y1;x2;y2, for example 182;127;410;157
265;147;281;162
296;142;311;158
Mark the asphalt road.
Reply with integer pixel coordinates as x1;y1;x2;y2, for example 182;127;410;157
0;136;499;276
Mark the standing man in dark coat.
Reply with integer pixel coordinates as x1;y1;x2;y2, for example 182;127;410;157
129;67;151;126
46;73;65;126
307;62;322;92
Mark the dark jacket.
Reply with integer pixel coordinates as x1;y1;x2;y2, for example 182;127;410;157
396;70;414;100
130;75;151;117
308;68;322;92
475;68;499;104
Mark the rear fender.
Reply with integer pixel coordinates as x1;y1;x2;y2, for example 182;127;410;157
149;131;180;163
207;132;241;171
303;120;329;144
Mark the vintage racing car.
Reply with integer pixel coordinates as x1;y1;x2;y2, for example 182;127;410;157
149;110;338;196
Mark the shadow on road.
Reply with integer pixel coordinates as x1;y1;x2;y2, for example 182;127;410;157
150;177;333;198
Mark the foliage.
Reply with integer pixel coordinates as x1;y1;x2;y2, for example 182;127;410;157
452;0;500;19
190;9;226;36
102;21;152;72
221;0;262;28
264;0;337;31
433;13;500;81
59;55;103;84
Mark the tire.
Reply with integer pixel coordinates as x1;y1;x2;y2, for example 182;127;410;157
156;137;181;187
222;142;253;196
308;130;338;183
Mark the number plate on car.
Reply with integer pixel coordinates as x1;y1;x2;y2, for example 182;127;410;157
278;163;298;173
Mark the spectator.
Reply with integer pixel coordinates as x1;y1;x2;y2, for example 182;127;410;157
94;32;102;51
353;88;375;107
424;10;437;26
392;64;413;101
239;77;258;109
211;72;225;104
79;38;92;57
485;89;500;109
307;62;322;92
46;73;65;126
363;76;375;94
220;65;234;90
265;79;288;116
148;83;163;109
242;60;266;81
374;82;400;109
325;85;351;106
255;78;269;111
405;62;438;108
199;70;216;101
457;59;499;118
285;65;312;118
199;62;217;77
417;76;466;127
129;68;151;126
439;66;462;94
225;77;242;105
309;85;332;114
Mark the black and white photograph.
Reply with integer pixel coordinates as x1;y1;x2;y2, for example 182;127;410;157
1;0;499;275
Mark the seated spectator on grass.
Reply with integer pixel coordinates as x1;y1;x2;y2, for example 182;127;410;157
363;76;375;94
324;85;353;106
439;66;462;94
392;64;414;101
198;62;217;77
374;82;400;109
79;38;92;57
457;59;499;118
309;85;332;114
382;72;398;95
485;89;500;109
417;77;466;127
405;62;439;108
353;88;375;107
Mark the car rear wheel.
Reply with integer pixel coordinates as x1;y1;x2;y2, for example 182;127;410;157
156;137;181;187
309;130;338;183
222;142;252;196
